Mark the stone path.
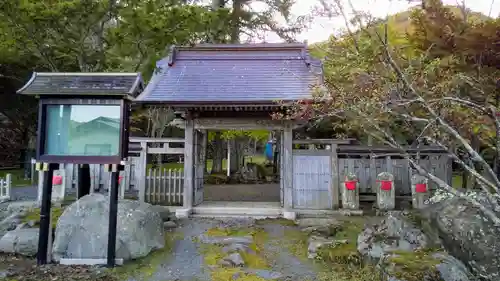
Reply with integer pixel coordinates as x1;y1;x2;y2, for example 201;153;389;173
125;218;320;281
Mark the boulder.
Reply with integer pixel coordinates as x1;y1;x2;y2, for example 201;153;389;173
418;190;500;281
52;193;164;262
0;228;39;256
357;212;428;262
0;211;24;237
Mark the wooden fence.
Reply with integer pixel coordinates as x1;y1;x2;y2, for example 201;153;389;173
337;145;452;194
291;142;452;209
145;168;184;206
0;173;11;202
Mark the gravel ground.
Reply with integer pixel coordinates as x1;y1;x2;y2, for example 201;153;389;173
137;218;216;281
125;218;319;281
260;223;319;281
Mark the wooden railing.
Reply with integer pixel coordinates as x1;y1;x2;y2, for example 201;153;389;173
145;168;184;206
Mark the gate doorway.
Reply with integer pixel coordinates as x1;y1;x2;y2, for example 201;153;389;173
198;128;281;204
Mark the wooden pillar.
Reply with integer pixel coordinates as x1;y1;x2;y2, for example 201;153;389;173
138;141;148;202
183;118;194;209
283;124;293;210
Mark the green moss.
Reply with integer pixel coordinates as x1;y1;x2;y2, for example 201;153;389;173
205;227;256;237
202;227;269;269
210;268;268;281
387;249;443;281
317;264;382;281
110;231;181;280
22;207;64;228
317;241;361;265
255;218;296;226
282;228;309;260
200;243;225;266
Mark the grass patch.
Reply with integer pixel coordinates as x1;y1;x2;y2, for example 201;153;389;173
109;231;181;280
22;207;65;228
0;169;32;187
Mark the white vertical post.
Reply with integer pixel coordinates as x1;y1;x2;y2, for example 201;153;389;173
227;140;231;177
37;171;44;204
138;141;148;202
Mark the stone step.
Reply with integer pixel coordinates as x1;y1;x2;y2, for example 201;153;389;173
191;206;282;218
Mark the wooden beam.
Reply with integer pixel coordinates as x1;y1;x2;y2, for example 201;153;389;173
330;144;340;209
170;118;305;130
293;139;355;145
283;124;293;210
129;137;184;143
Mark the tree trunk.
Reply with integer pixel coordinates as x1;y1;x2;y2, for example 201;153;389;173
230;137;246;174
211;131;224;174
230;0;243;43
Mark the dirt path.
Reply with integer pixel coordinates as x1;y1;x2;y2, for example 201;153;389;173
121;218;321;281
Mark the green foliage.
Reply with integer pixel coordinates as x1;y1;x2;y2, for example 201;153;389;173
307;1;500;148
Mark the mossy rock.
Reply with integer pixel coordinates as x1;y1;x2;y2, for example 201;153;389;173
384;249;444;281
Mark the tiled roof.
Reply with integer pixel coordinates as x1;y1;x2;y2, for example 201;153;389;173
135;43;323;104
17;73;144;97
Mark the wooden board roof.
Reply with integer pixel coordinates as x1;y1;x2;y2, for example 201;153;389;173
135;43;323;106
17;72;144;98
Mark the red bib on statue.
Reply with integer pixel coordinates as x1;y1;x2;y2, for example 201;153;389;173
380;180;392;191
345;181;356;190
415;183;427;193
52;175;63;185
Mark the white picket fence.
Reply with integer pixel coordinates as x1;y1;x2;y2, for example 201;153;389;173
0;174;12;202
145;168;184;206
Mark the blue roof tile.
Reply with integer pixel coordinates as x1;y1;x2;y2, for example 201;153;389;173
136;43;322;104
